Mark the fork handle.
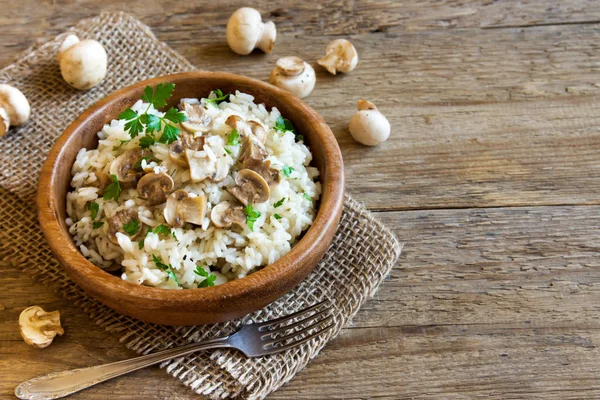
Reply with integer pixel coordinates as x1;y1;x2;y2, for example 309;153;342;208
15;336;231;400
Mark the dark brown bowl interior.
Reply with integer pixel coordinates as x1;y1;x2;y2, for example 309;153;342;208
37;72;344;325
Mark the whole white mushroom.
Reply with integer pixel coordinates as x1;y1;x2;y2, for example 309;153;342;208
226;8;277;55
58;35;107;90
0;84;30;137
269;56;316;99
349;100;391;146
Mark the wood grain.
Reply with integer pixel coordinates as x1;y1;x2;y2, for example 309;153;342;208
2;0;600;398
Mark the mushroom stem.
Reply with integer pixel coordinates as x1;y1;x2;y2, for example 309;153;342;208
256;21;277;53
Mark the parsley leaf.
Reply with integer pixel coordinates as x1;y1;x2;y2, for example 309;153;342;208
303;193;312;201
153;224;171;237
152;254;180;286
88;202;99;220
119;83;186;143
274;115;295;133
123;219;140;236
159;123;181;144
203;89;230;108
103;174;121;201
281;165;294;178
244;204;261;231
296;134;304;142
138;240;144;250
274;197;285;208
93;221;104;229
274;214;282;220
194;265;216;288
227;129;240;147
139;133;157;149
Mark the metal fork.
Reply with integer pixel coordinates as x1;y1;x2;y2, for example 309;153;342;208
15;301;333;400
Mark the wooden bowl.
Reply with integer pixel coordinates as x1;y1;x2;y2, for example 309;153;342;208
37;72;344;326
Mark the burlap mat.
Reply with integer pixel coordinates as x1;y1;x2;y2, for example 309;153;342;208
0;12;402;399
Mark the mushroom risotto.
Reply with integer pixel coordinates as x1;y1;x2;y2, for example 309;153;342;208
66;85;320;289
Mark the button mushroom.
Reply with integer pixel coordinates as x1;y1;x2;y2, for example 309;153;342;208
180;101;213;133
107;209;143;245
185;148;216;183
169;134;205;167
19;306;64;349
211;201;247;229
57;35;107;90
226;7;277;55
317;39;358;75
269;56;316;99
137;172;174;206
109;148;149;186
164;189;207;227
0;84;30;138
349;99;391;146
227;169;270;205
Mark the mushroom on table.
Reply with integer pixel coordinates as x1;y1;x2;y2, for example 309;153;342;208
19;306;64;349
0;84;30;137
269;56;316;99
226;7;277;55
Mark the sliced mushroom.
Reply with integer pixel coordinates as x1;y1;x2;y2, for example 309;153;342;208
89;171;111;194
247;120;268;143
225;115;251;137
164;189;207;227
169;134;205;167
227;169;270;205
19;306;64;349
181;102;213;133
109;148;149;186
211;201;247;228
250;160;280;186
185;148;217;183
107;209;143;245
136;172;174;206
239;133;268;167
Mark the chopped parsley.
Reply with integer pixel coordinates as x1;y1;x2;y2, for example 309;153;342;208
118;83;187;144
138;240;144;250
138;133;157;149
194;265;216;288
303;193;312;201
274;214;282;220
203;89;230;108
281;165;294;178
152;254;180;286
152;224;172;237
92;221;104;229
273;197;285;208
88;202;99;220
274;115;295;133
103;174;121;201
122;219;140;236
244;204;261;231
227;129;240;146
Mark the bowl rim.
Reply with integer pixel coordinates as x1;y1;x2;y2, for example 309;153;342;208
37;71;345;306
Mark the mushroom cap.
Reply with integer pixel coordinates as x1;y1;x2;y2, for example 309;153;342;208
269;57;316;99
228;168;270;205
109;148;148;185
348;100;391;146
136;172;174;206
0;84;30;127
19;306;64;349
58;38;107;90
226;8;276;55
107;209;143;245
181;102;213;133
211;201;246;228
169;134;205;167
318;39;358;75
164;189;189;227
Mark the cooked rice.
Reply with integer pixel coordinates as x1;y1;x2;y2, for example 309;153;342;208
66;90;321;289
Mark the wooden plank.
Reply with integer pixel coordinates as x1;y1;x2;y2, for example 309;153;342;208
4;205;600;398
1;0;600;68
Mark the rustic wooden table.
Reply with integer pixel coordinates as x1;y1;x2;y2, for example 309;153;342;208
2;1;600;398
